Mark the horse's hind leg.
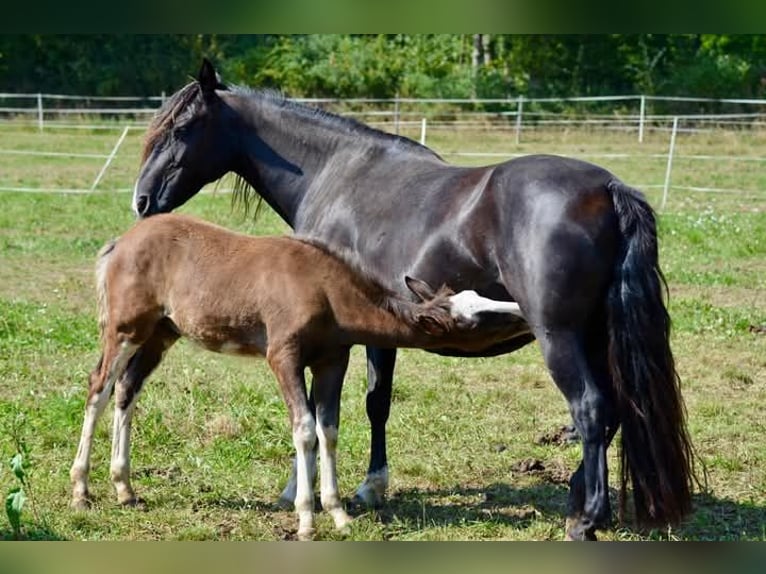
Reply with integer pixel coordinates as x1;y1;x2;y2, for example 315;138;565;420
537;329;614;541
110;321;178;506
564;339;619;539
70;339;139;510
310;350;353;532
352;346;396;507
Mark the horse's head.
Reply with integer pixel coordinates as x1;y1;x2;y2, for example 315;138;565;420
133;59;234;218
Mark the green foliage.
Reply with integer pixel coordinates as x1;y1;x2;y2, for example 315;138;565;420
2;413;38;539
2;35;766;100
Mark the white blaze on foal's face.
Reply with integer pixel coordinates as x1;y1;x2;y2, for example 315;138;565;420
448;290;524;323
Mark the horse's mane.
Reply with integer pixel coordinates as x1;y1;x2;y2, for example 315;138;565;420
237;86;442;161
142;81;199;163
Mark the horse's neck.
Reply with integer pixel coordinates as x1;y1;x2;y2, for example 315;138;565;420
227;92;391;225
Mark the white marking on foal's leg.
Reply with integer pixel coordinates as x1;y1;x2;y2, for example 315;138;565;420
110;389;140;506
293;413;317;541
353;467;389;507
70;380;114;509
448;290;524;322
278;452;317;509
70;341;138;510
316;422;352;532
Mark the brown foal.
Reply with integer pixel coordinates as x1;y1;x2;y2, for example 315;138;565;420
69;213;524;539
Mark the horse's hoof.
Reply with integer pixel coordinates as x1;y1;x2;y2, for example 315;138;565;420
351;469;388;508
564;517;598;541
276;495;294;511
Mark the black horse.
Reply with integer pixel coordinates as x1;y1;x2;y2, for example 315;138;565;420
131;59;695;540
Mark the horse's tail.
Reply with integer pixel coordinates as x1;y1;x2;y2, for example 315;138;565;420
606;179;695;527
95;238;118;343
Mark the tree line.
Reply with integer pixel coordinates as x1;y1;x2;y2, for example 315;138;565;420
1;35;765;101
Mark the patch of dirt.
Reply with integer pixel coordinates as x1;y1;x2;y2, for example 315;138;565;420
511;458;571;484
536;424;580;446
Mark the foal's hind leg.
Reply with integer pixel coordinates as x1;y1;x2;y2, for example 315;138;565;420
310;350;353;532
70;340;139;510
538;330;613;541
110;322;178;506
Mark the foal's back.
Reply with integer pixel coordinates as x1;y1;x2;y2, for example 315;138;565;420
106;213;386;355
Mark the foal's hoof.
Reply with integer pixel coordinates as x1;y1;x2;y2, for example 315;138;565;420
564;517;598;541
297;527;316;542
70;497;92;512
119;497;147;511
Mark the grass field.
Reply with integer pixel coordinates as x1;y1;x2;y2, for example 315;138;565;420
0;123;764;541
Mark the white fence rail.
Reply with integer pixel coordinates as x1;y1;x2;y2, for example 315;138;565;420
0;92;765;208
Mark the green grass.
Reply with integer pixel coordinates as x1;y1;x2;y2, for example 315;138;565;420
0;125;765;541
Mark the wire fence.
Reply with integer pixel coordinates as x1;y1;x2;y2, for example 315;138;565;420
0;92;764;211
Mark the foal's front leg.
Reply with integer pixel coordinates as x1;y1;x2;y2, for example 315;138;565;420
268;344;317;541
311;350;353;533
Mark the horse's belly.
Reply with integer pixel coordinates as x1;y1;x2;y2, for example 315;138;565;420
438;314;533;354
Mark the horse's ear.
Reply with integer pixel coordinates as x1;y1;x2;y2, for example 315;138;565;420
405;276;436;302
198;58;226;98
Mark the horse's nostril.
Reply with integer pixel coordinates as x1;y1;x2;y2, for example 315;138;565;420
135;194;150;216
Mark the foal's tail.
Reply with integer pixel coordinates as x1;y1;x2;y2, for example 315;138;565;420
95;238;118;342
606;179;695;528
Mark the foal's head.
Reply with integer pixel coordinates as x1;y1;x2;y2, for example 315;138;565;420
404;276;476;336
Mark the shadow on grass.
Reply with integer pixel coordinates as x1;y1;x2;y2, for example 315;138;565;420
357;483;766;540
360;482;569;537
0;524;67;541
675;492;766;541
168;479;766;540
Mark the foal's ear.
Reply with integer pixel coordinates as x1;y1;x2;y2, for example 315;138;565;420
198;58;226;98
405;276;436;302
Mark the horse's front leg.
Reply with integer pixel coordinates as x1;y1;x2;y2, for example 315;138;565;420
352;346;397;507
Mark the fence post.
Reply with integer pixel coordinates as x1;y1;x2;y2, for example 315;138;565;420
91;126;131;191
661;116;679;212
515;95;524;145
394;93;400;135
37;93;44;132
420;117;427;145
638;94;646;143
